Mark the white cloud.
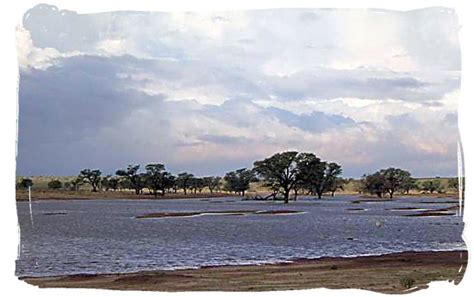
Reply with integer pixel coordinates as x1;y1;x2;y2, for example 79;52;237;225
16;26;81;70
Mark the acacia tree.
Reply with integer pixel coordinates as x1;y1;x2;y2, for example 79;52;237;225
144;163;173;197
400;177;418;194
421;179;442;193
203;176;221;193
177;172;194;195
300;160;342;199
223;168;255;196
327;177;347;197
116;165;145;195
79;169;102;192
379;168;412;198
361;172;386;198
102;175;120;191
190;177;205;194
253;151;302;203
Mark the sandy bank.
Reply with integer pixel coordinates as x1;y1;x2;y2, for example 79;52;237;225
21;250;467;293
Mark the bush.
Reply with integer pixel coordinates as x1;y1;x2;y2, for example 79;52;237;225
400;276;415;289
17;178;33;189
47;180;63;190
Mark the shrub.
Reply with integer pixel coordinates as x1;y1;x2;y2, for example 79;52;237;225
400;276;415;289
17;178;33;189
47;179;63;190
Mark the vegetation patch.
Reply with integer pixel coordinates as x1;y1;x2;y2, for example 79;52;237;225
400;276;416;289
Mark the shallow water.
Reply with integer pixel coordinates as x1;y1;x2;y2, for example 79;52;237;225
16;195;466;277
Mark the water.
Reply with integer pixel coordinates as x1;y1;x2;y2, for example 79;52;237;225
15;195;466;277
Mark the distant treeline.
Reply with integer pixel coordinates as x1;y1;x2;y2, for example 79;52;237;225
17;151;463;203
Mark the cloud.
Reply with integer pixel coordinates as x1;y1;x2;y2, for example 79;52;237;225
16;6;461;177
16;26;81;70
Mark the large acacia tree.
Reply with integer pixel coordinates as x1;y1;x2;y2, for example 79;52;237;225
253;152;297;203
116;165;145;195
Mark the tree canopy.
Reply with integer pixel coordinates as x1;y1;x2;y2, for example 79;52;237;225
79;169;102;192
224;168;256;196
116;165;146;195
362;167;413;198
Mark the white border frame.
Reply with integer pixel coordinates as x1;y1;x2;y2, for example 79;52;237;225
1;1;472;297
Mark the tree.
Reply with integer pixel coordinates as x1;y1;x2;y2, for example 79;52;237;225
361;172;386;198
65;177;83;191
300;159;342;199
102;176;120;191
144;163;174;197
190;177;205;194
203;176;221;193
421;179;442;194
327;177;347;197
79;169;102;192
18;178;33;189
116;165;145;195
379;168;412;198
47;179;63;190
253;151;311;203
447;177;464;194
448;178;458;191
400;177;418;194
176;172;194;195
223;168;256;196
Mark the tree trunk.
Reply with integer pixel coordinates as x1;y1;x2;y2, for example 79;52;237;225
284;189;290;203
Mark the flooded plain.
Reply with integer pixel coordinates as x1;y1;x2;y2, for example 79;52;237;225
16;195;466;277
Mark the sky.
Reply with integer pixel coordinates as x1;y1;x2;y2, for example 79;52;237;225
16;4;461;178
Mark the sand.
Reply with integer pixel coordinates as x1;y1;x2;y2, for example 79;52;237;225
21;250;467;293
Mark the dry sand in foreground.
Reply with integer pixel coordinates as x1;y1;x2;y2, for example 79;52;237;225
21;250;467;293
